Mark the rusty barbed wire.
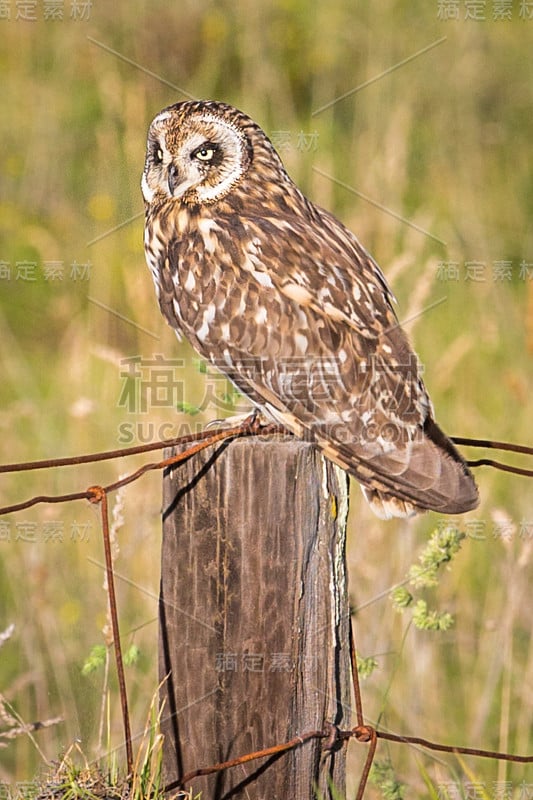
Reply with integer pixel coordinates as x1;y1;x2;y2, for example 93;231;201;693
2;423;533;798
88;485;133;776
0;417;285;516
3;429;528;518
2;432;531;518
462;458;533;478
0;415;281;781
451;436;533;477
162;597;533;799
0;425;255;475
451;436;533;456
0;431;531;483
164;721;533;797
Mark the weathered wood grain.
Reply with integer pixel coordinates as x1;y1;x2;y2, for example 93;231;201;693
159;435;351;799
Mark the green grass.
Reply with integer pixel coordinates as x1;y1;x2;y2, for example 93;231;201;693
1;2;533;797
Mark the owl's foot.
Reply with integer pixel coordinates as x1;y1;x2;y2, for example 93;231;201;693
205;409;286;436
205;409;263;430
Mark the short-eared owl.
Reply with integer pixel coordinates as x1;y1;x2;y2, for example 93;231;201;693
142;100;478;519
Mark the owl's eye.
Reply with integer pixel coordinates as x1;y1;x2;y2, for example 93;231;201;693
153;147;164;165
192;144;217;162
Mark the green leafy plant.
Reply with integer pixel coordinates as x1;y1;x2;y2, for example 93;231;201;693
356;654;379;679
369;759;406;800
81;645;107;676
391;526;465;631
176;401;202;416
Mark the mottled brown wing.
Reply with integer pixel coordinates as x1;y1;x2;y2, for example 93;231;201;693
149;201;478;518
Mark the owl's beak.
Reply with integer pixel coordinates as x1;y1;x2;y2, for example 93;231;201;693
168;164;180;196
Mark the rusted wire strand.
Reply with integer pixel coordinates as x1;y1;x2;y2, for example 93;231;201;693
0;419;285;517
0;427;236;474
164;722;533;795
354;726;378;800
451;436;533;456
167;729;326;791
464;458;533;478
376;730;533;762
0;431;530;477
89;487;133;776
451;436;533;476
349;618;377;797
0;490;94;516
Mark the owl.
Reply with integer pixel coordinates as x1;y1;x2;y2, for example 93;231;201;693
142;100;479;519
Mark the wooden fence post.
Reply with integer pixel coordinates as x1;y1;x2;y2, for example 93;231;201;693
159;435;352;799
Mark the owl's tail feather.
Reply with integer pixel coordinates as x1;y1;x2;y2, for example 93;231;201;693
359;488;419;519
320;416;479;519
260;400;478;519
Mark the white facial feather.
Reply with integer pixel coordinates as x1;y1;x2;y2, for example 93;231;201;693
143;110;248;204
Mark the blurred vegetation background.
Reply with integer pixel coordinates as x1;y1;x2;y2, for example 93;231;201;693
1;1;532;796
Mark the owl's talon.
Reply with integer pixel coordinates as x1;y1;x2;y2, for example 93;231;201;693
205;412;256;431
205;410;272;433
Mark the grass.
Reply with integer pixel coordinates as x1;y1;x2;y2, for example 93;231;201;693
1;1;533;797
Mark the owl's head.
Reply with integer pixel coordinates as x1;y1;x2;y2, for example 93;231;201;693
142;100;282;206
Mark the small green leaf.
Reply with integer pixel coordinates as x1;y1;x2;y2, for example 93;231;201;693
369;759;406;799
391;586;413;611
124;644;141;666
412;599;454;632
176;401;201;416
356;655;378;679
409;527;465;588
81;644;107;675
193;358;208;374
